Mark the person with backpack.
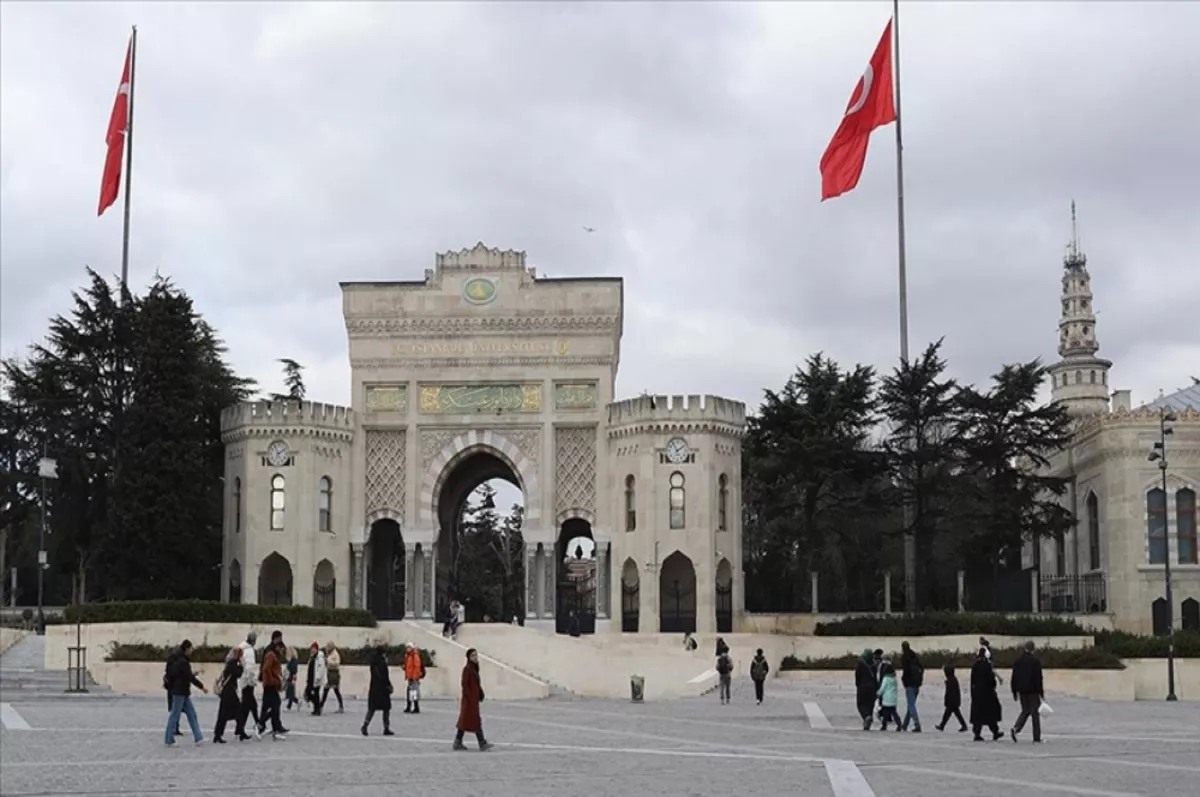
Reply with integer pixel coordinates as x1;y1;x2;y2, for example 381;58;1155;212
899;641;924;732
749;648;770;704
163;639;208;747
716;649;734;704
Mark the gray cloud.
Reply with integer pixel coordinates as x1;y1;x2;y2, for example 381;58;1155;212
3;0;1198;441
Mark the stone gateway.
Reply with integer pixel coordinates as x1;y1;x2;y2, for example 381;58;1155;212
219;243;746;634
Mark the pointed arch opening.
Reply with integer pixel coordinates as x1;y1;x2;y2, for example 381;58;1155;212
258;553;293;606
715;557;733;633
313;559;336;609
1147;488;1168;564
367;518;405;620
621;557;640;633
659;551;697;633
1086;491;1100;571
556;517;595;634
228;559;242;604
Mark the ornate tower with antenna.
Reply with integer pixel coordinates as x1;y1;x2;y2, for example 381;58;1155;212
1048;201;1112;417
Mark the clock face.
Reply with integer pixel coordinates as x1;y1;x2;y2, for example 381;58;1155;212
266;440;290;467
665;437;690;464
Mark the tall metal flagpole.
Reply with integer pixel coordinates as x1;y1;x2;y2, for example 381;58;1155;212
119;25;138;301
891;0;918;607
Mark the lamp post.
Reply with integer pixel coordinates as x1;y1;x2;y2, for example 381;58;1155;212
36;441;58;636
1147;406;1178;702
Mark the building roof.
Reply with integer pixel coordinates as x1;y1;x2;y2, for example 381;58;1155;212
1139;382;1200;412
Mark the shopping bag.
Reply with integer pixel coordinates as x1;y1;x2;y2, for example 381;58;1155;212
1038;700;1053;716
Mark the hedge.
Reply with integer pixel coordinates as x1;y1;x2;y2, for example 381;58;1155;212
1094;630;1200;659
813;612;1089;638
107;642;436;669
63;600;376;628
780;645;1124;672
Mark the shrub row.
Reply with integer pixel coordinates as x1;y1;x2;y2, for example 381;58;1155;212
64;600;376;628
813;612;1090;638
780;645;1125;672
107;642;436;669
1094;630;1200;659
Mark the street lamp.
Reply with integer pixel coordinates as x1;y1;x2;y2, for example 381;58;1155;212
36;441;58;637
1147;406;1178;702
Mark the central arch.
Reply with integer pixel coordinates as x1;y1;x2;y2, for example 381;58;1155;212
432;446;526;624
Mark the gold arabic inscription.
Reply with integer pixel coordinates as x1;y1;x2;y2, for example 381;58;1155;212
419;384;543;414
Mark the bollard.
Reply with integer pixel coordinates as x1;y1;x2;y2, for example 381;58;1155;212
630;675;645;703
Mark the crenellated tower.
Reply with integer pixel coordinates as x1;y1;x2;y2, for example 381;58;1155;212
1048;201;1112;418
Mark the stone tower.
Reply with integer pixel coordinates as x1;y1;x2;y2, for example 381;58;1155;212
1048;202;1112;418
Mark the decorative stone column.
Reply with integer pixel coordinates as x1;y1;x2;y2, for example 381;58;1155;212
543;550;556;620
351;543;365;610
596;545;610;619
422;552;434;619
404;543;416;617
526;549;538;619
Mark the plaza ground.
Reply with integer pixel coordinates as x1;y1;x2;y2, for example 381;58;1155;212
2;674;1197;797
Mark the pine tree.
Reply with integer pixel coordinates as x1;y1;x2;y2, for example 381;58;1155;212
271;359;306;401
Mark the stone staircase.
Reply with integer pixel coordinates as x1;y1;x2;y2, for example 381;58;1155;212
0;634;112;699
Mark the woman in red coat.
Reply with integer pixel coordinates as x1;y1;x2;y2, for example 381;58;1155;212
454;648;492;751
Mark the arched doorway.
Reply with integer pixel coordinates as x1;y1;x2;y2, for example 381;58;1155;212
659;551;696;633
367;519;405;619
313;559;336;610
258;553;293;606
557;518;596;635
228;559;242;604
434;449;525;624
621;558;640;632
715;558;733;633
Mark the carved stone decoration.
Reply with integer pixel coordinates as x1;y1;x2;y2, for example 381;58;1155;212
526;551;538;617
419;429;461;474
404;544;416;616
365;385;408;413
543;551;556;618
351;543;365;610
503;428;542;467
555;426;597;517
365;430;407;520
419;384;542;414
555;382;598;411
422;553;434;617
596;546;609;618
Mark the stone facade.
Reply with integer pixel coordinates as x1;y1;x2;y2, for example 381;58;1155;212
219;243;746;634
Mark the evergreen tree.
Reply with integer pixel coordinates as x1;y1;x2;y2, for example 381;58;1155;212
271;359;306;401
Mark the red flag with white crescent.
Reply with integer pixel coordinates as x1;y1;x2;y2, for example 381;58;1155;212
98;36;132;216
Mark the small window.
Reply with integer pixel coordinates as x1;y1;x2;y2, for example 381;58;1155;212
717;474;728;531
1054;531;1066;577
233;477;242;534
270;474;286;531
1075;370;1082;384
1090;371;1096;384
1083;325;1090;336
1147;488;1167;564
624;475;636;532
318;476;332;532
669;471;685;530
1178;488;1198;565
1086;492;1100;571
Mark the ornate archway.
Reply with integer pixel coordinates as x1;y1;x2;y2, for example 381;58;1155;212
556;518;595;635
367;519;405;620
258;553;293;606
659;551;696;633
313;559;336;610
621;558;640;633
422;430;541;527
715;557;733;633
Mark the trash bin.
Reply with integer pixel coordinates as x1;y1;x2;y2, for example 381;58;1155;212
630;675;645;703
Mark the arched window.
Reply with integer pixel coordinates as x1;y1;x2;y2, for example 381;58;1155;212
1075;370;1082;384
1147;488;1167;564
624;475;636;532
233;477;242;534
1086;492;1100;571
1178;488;1198;565
318;476;332;532
1089;370;1096;384
270;474;286;531
717;474;728;531
669;471;685;530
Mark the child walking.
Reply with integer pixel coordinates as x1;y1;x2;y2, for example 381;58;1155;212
876;661;902;731
935;664;968;732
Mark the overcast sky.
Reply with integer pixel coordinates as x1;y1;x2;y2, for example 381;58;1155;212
3;2;1198;457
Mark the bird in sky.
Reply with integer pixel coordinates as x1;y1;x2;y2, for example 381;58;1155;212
582;225;596;233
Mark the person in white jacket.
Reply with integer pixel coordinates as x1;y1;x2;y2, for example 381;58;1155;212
322;644;344;713
236;632;263;739
305;641;328;716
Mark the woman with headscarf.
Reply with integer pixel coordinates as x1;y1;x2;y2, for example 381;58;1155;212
453;648;492;751
213;646;245;743
361;645;393;736
854;648;879;730
969;647;1004;741
305;641;327;716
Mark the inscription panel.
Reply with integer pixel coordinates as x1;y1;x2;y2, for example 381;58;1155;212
364;385;408;413
554;382;598;411
419;384;542;414
392;339;570;357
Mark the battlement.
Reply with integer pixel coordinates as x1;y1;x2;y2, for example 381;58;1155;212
606;394;746;427
220;400;355;435
433;242;527;273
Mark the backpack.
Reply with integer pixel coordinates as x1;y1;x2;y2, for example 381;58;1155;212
717;654;732;675
750;657;768;680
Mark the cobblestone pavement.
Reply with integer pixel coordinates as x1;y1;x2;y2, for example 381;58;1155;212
1;674;1197;796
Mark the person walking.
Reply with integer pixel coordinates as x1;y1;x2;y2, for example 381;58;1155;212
855;648;879;730
453;648;492;751
163;647;182;738
361;644;394;736
749;648;770;705
163;639;208;747
934;664;968;732
322;642;344;713
284;646;301;710
403;643;426;714
260;639;288;740
1009;640;1045;744
236;631;263;739
716;649;733;704
876;661;902;731
305;641;327;716
213;647;244;743
898;641;924;732
969;647;1004;741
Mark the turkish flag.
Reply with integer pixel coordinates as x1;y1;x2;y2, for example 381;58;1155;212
98;36;132;216
819;20;896;201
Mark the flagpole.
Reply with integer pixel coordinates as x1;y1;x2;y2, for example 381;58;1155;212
119;25;137;302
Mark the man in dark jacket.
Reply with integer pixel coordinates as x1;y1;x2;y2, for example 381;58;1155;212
854;648;879;730
749;649;770;705
163;649;182;737
899;641;923;732
1009;640;1045;743
163;640;208;747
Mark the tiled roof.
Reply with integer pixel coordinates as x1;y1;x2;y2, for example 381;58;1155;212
1139;382;1200;412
